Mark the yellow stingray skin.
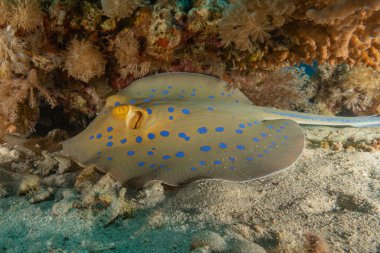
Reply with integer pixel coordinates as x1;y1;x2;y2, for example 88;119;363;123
63;73;305;187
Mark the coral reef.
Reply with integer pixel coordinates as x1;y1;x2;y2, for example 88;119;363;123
0;0;378;138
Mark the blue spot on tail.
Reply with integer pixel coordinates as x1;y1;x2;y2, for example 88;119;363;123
148;133;155;140
197;127;208;134
162;155;171;160
107;141;113;147
175;151;185;158
160;131;170;137
219;143;227;149
127;151;135;156
120;138;127;144
182;109;190;115
200;146;211;152
215;127;224;132
236;145;245;150
136;136;143;143
137;162;145;167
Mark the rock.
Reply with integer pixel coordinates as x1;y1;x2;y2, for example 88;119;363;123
136;181;165;208
51;189;79;216
0;183;8;197
34;151;58;176
18;174;41;195
54;155;73;174
191;230;227;253
29;187;54;204
229;239;266;253
147;210;165;229
0;146;20;163
191;247;211;253
81;173;121;206
41;172;77;188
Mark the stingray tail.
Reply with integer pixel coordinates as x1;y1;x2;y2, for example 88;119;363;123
254;106;380;127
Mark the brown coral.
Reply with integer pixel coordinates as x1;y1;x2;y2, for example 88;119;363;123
9;0;43;32
219;0;380;70
0;26;30;78
64;39;106;83
101;0;144;19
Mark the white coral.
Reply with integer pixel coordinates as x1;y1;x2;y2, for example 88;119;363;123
101;0;144;19
0;26;30;77
10;0;43;32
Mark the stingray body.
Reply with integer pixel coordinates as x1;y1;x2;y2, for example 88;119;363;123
63;73;380;187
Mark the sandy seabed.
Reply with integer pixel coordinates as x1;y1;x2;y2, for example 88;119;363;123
0;126;379;253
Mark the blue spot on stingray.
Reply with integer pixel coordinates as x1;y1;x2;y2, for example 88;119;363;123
107;157;113;161
208;95;215;99
200;146;211;152
284;136;289;139
168;107;174;113
136;136;143;143
192;88;196;92
264;150;270;153
197;127;208;134
108;136;113;140
199;161;206;166
178;132;190;141
147;151;154;156
143;98;151;103
150;164;156;169
247;157;253;161
236;145;245;150
120;138;127;144
147;108;152;114
169;116;174;120
219;143;227;149
229;156;236;161
107;126;113;132
276;129;282;133
227;94;231;97
175;151;185;158
160;130;170;137
114;102;120;106
191;167;196;171
280;126;285;129
149;94;154;98
215;127;224;132
168;85;172;89
162;155;171;160
178;95;185;99
148;133;155;140
248;123;253;127
272;141;277;145
252;137;259;142
106;141;113;147
151;89;156;92
97;151;101;155
254;121;260;124
191;93;195;96
208;107;214;111
267;125;274;129
213;160;222;165
89;135;94;140
137;161;145;167
162;90;169;95
229;166;235;170
258;154;264;158
129;99;136;105
182;109;190;115
261;133;268;137
127;151;135;156
239;124;245;128
235;129;243;134
221;92;225;96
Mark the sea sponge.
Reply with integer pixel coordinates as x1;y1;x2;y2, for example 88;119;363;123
64;39;106;83
9;0;44;32
0;1;10;26
219;2;273;52
0;26;30;78
101;0;144;19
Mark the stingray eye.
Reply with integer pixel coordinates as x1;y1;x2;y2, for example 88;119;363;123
112;105;129;119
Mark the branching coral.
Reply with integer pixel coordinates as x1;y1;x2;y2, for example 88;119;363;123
0;69;55;136
64;39;106;83
9;0;44;32
0;26;30;78
101;0;144;19
313;64;380;115
219;0;380;70
234;68;311;111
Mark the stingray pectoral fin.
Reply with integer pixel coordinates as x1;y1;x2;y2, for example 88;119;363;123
237;119;305;180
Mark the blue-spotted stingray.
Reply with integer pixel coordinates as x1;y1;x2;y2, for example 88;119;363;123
63;73;380;187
